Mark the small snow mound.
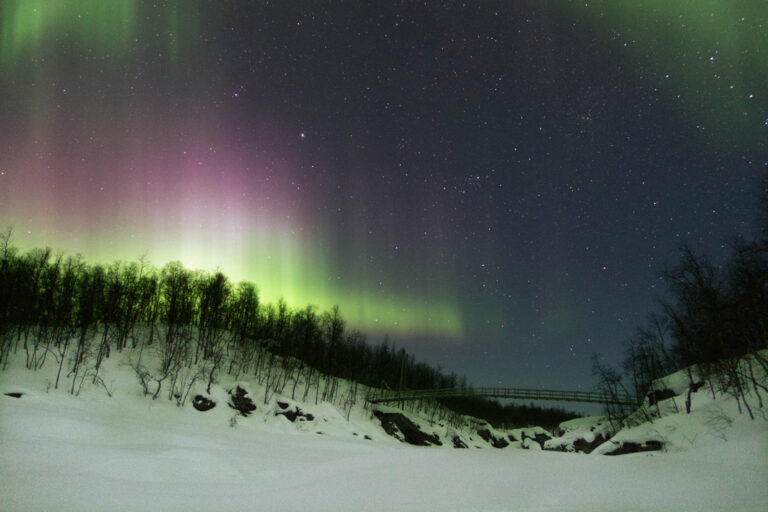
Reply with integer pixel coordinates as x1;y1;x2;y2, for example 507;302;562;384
521;437;541;450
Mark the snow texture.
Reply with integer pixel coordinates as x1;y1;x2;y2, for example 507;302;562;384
1;350;767;511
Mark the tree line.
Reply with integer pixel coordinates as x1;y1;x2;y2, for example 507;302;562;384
0;230;457;397
593;177;768;423
438;396;577;430
0;227;575;427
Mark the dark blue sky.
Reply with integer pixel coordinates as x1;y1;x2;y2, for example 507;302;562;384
1;1;765;396
253;1;766;391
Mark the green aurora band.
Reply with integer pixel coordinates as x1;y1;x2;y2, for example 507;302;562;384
0;0;464;339
4;1;762;343
562;1;767;146
0;0;202;71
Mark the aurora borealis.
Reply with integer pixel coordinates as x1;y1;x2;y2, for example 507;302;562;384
1;1;765;391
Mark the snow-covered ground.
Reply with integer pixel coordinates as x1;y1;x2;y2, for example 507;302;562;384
1;349;767;511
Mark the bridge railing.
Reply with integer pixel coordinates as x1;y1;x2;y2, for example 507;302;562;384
367;386;640;406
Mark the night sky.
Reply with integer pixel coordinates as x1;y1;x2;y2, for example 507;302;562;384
1;1;766;394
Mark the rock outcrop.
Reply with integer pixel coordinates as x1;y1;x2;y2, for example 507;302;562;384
477;428;509;448
544;432;608;454
604;440;663;455
452;435;469;448
372;410;442;446
275;401;314;422
228;386;257;416
520;430;551;449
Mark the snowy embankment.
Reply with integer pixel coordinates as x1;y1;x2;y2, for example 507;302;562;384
1;349;767;511
544;354;768;458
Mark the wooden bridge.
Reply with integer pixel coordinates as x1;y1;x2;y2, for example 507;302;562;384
367;387;640;406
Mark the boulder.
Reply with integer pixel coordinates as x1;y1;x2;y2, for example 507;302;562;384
275;405;315;422
520;430;551;449
477;428;509;449
572;433;606;454
228;386;256;417
192;395;216;411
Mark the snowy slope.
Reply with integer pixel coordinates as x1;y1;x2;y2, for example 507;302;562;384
591;356;768;456
545;356;768;459
1;348;767;511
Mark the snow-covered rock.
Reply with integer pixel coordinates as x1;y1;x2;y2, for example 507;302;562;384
544;416;613;453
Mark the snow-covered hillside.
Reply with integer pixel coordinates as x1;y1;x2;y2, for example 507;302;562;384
545;354;768;457
592;359;768;456
1;348;767;511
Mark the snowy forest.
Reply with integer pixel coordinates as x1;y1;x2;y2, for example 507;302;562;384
1;181;765;428
0;227;576;428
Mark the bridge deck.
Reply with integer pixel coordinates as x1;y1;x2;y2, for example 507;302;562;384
367;387;639;406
